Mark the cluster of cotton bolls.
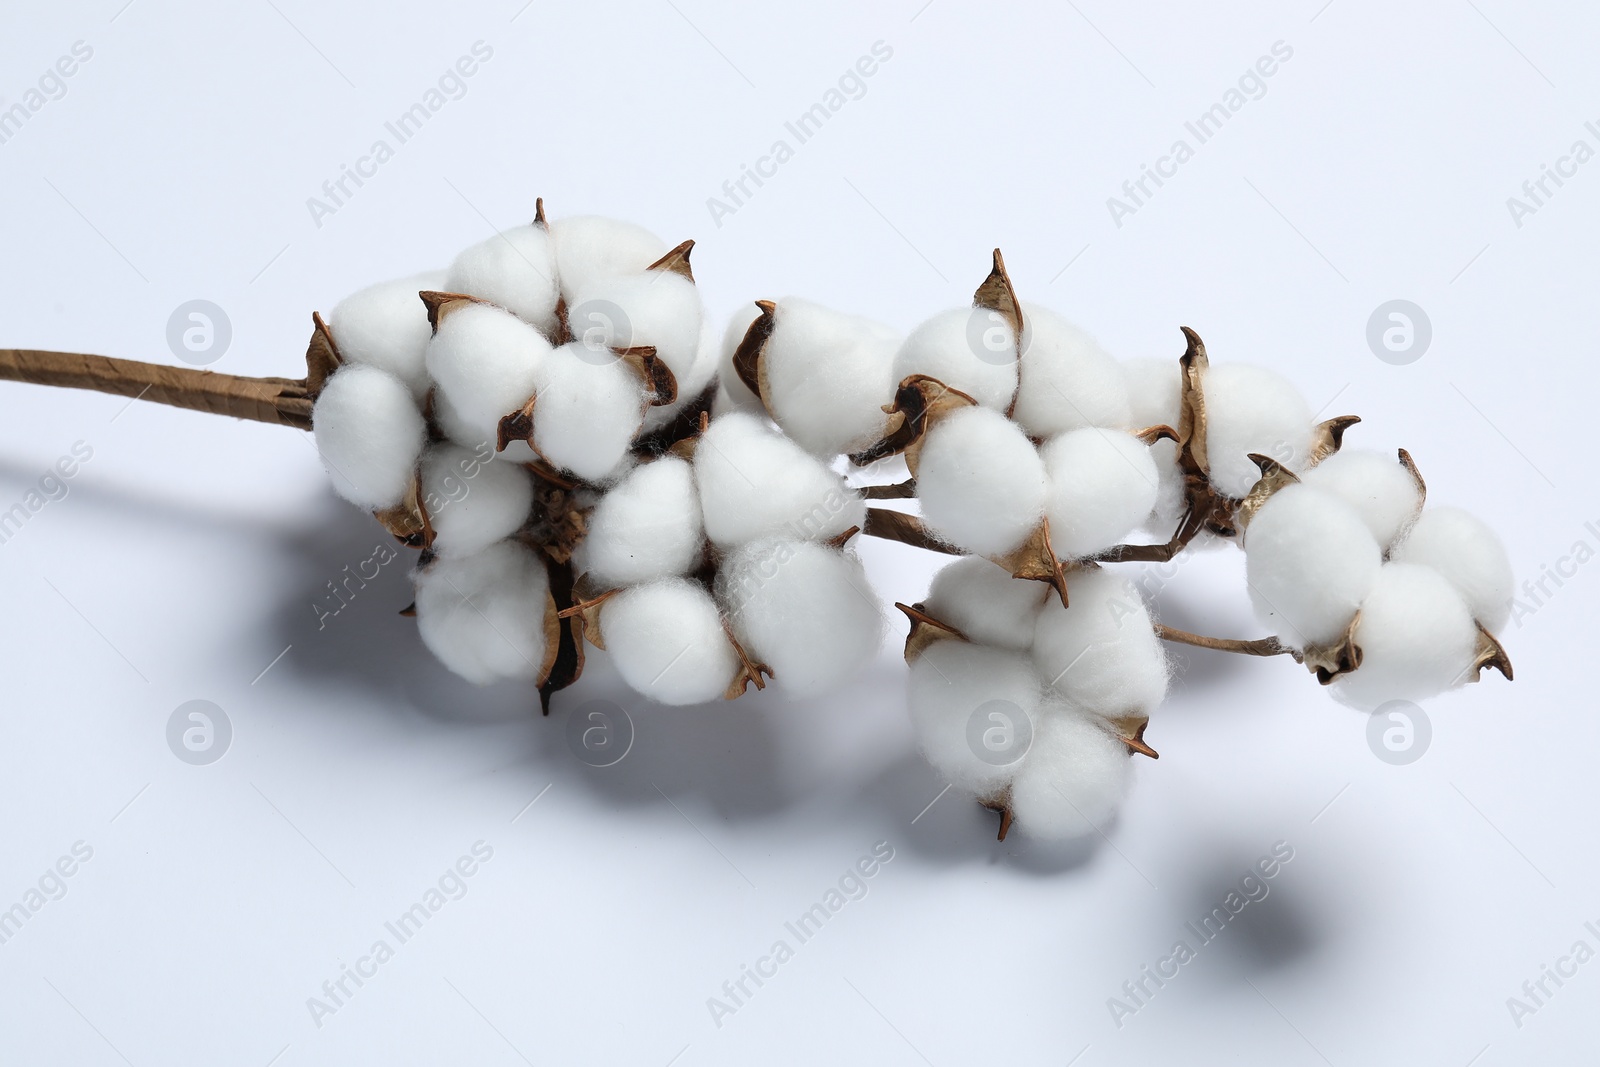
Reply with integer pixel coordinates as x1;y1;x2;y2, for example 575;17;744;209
903;557;1168;840
1243;447;1513;710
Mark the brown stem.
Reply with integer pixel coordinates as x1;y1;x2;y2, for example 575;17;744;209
859;479;916;500
861;508;960;555
1153;623;1289;657
0;349;313;429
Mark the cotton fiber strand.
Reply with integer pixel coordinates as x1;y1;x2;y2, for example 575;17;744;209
1390;506;1514;632
693;412;864;547
907;641;1042;797
600;579;739;705
1202;363;1313;498
758;298;901;458
1039;428;1160;558
1244;483;1382;650
1301;449;1422;550
1331;562;1479;711
1007;705;1131;840
327;271;447;399
916;407;1047;556
576;456;704;588
1010;305;1132;437
414;541;549;686
445;225;560;335
425;303;550;448
421;444;534;558
311;365;426;510
1031;569;1168;716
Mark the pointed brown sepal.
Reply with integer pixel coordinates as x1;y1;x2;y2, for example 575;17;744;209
537;557;585;715
1308;415;1361;466
305;311;342;399
1468;624;1513;682
419;290;491;332
616;345;678;407
1398;447;1426;506
1297;612;1364;685
824;525;861;551
533;197;547;227
551;295;573;345
373;470;433;548
989;519;1071;607
1176;326;1211;476
1107;716;1159;759
896;602;968;663
398;601;417;617
647;239;696;281
979;787;1015;841
731;300;777;406
497;395;539;453
1134;424;1179;445
1234;453;1301;532
722;621;773;699
556;587;621;651
972;248;1024;348
849;374;978;472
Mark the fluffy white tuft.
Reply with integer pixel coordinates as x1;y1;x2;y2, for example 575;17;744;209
642;316;719;435
1389;506;1514;632
907;641;1041;798
1244;483;1383;650
759;298;901;458
916;407;1047;556
892;308;1018;411
425;303;550;450
1010;305;1132;437
693;412;865;546
414;541;549;685
569;270;703;384
1202;363;1314;498
445;225;560;335
326;272;446;400
1331;562;1479;711
1301;448;1423;550
420;444;533;558
575;456;704;588
718;539;884;697
549;216;668;302
923;556;1049;651
1039;428;1160;558
716;304;765;411
1008;703;1132;840
600;579;739;705
1122;357;1182;430
532;343;648;483
312;365;426;510
1032;569;1168;716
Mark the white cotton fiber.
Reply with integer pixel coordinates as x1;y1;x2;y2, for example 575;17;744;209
326;271;446;400
1008;703;1131;840
717;539;883;697
758;298;901;458
420;444;533;558
916;407;1047;556
1390;507;1514;632
569;270;703;383
1244;483;1382;650
693;412;865;546
599;579;738;705
907;641;1042;798
1122;358;1181;431
923;556;1049;651
445;225;560;336
1331;562;1480;711
312;365;426;510
574;456;704;588
1202;363;1314;498
1032;569;1168;716
1039;428;1160;559
414;540;549;685
643;316;720;436
425;302;550;448
1301;449;1423;550
532;343;648;483
892;308;1019;411
716;303;765;411
1010;304;1132;437
549;215;668;302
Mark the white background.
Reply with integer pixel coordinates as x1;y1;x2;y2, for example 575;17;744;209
1;1;1596;1064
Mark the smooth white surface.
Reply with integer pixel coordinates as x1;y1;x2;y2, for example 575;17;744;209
1;2;1596;1065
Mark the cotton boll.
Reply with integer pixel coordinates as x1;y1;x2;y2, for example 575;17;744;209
1331;562;1480;711
445;225;560;335
425;303;550;448
759;297;901;457
1010;305;1132;437
717;304;765;411
1032;569;1168;716
907;641;1042;798
1122;357;1181;431
569;270;703;383
420;444;533;558
693;412;865;546
1244;483;1382;650
599;579;739;705
892;308;1019;411
414;541;549;685
532;343;648;483
923;556;1049;651
549;215;668;302
574;456;704;587
1039;428;1160;558
1203;363;1314;498
916;407;1047;556
312;365;426;510
1390;507;1514;632
1301;449;1423;551
718;539;883;697
1008;703;1131;840
327;271;446;400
